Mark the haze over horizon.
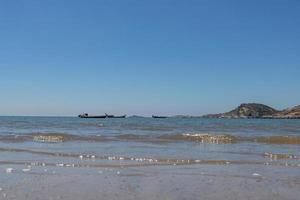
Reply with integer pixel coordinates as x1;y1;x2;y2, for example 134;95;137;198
1;0;300;116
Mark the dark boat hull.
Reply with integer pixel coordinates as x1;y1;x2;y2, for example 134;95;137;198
108;115;126;118
78;114;126;118
152;115;168;119
78;115;107;118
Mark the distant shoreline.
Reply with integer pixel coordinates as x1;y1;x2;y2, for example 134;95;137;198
0;102;299;119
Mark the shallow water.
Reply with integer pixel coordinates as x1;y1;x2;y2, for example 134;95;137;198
0;116;300;199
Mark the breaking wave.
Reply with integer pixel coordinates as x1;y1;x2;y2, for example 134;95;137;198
0;133;106;143
0;132;300;144
0;147;299;169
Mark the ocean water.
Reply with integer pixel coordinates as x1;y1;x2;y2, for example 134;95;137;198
0;116;300;200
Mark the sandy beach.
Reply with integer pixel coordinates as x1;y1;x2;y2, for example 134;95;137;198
1;162;300;200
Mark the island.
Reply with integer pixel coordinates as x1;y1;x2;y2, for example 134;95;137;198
202;103;300;119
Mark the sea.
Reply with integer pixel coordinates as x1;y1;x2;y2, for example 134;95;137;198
0;116;300;200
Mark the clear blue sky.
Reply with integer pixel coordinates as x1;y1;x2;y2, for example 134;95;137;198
0;0;299;116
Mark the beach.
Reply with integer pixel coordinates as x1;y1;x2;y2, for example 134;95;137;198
1;0;300;199
0;116;300;200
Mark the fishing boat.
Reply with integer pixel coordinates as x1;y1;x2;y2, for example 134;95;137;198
78;113;106;118
109;115;126;118
152;115;168;119
78;113;126;118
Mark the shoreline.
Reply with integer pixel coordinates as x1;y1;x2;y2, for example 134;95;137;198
1;162;300;200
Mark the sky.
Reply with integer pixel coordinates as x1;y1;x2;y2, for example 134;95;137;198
0;0;300;116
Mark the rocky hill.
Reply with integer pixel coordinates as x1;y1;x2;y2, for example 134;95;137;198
269;105;300;119
203;103;279;119
203;103;300;119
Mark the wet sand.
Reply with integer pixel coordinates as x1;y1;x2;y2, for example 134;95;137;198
1;163;299;200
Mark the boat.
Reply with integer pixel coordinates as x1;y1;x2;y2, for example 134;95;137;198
78;113;106;118
108;115;126;118
78;113;126;118
152;115;168;119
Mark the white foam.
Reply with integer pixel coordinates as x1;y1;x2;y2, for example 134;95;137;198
22;168;31;172
252;173;261;177
183;133;209;137
5;168;14;173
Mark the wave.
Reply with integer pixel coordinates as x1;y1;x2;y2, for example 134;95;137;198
159;133;236;143
0;152;299;169
0;133;106;143
0;132;300;144
1;147;298;161
250;136;300;144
